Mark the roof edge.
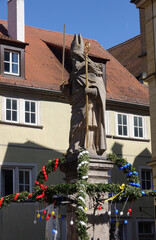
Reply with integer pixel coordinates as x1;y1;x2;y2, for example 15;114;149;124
107;35;140;51
130;0;139;3
44;40;110;62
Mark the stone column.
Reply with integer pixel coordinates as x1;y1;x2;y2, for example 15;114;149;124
60;155;113;240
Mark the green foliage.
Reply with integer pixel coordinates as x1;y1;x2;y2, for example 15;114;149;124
1;151;156;240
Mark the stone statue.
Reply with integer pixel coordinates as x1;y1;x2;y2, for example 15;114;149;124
61;34;106;157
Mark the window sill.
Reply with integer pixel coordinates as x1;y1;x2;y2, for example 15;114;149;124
4;72;20;77
106;135;150;142
0;121;43;129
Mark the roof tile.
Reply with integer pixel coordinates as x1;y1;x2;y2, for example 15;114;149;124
0;20;149;105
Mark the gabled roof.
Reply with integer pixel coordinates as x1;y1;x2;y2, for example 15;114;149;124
107;35;142;79
0;20;149;106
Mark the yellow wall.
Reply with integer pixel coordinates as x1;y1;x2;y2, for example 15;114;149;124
0;93;153;239
0;97;71;240
106;110;151;161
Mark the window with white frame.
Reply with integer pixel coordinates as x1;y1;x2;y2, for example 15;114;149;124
138;221;155;240
25;100;36;124
2;97;40;126
141;168;152;190
116;113;128;136
6;98;18;122
115;112;147;139
4;51;20;76
1;164;36;196
133;116;143;138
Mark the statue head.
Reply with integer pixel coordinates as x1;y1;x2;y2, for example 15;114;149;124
70;34;84;56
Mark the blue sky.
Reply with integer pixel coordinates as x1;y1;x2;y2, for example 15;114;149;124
0;0;140;49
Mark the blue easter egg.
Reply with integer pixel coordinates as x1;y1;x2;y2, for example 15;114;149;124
141;191;145;196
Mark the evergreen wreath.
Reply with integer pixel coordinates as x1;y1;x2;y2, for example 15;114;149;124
0;151;156;240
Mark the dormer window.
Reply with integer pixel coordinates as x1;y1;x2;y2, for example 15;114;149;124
0;45;25;79
4;51;20;76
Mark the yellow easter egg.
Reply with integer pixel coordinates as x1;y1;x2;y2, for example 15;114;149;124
51;211;55;216
116;222;119;227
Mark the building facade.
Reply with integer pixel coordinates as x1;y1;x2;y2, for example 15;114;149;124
0;0;153;239
131;0;156;237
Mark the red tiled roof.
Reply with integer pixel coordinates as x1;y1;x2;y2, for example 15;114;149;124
0;20;149;105
108;35;142;79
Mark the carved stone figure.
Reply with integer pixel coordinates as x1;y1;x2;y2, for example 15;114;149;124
61;34;106;156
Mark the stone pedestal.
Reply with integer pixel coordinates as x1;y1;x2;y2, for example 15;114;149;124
60;155;113;240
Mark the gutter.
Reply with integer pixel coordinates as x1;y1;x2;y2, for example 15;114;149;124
107;98;149;107
0;81;61;94
0;82;67;102
0;82;149;111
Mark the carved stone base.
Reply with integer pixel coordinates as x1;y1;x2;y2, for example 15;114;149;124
60;155;113;240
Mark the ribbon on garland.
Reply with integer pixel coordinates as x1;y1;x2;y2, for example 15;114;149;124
13;193;20;201
105;184;125;202
0;197;4;207
28;193;33;199
36;186;47;199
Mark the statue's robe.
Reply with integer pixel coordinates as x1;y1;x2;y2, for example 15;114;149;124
67;53;106;156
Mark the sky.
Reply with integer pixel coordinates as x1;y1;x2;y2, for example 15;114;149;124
0;0;140;50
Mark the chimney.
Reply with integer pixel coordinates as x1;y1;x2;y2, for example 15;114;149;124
8;0;25;42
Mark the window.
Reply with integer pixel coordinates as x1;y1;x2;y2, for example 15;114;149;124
133;116;143;138
5;98;18;122
19;169;31;192
141;169;152;190
0;44;25;78
1;169;14;195
2;97;40;126
25;101;36;124
138;221;155;240
4;51;20;76
115;112;147;139
0;164;36;196
117;113;128;136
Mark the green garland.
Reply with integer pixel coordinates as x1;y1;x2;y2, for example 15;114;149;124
0;152;156;240
75;150;89;240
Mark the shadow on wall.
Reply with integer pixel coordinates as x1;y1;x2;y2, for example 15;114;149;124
3;140;62;164
110;142;126;184
0;141;65;240
133;148;151;169
111;142;123;158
